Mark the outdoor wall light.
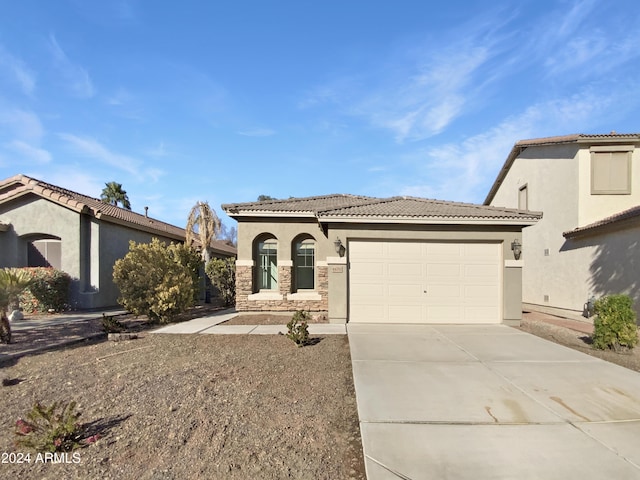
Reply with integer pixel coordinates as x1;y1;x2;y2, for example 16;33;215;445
334;237;344;257
511;239;522;260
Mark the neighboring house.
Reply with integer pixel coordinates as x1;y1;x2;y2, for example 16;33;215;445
0;174;236;310
485;133;640;319
222;195;540;325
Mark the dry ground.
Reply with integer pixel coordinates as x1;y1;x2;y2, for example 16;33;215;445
518;315;640;373
0;330;365;479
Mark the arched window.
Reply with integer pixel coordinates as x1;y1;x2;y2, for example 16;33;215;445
294;237;315;290
256;237;278;290
27;237;62;269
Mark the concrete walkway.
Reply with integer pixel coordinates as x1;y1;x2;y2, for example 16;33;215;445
348;323;640;479
151;310;347;335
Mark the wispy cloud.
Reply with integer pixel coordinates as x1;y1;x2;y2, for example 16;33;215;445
0;45;36;96
398;88;631;203
58;133;140;177
4;140;51;164
300;10;516;143
237;128;276;137
146;141;169;157
48;34;95;98
0;109;44;141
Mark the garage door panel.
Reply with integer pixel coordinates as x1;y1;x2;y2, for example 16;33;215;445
349;241;502;324
427;263;462;277
465;285;500;299
427;305;464;320
428;285;462;298
466;306;500;321
388;285;423;297
465;264;499;278
388;305;424;323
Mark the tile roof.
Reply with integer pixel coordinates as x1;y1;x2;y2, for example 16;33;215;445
222;194;376;214
0;174;236;256
484;132;640;205
563;205;640;238
223;194;541;224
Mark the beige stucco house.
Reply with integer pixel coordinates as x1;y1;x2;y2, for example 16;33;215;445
222;195;540;325
485;133;640;319
0;174;236;310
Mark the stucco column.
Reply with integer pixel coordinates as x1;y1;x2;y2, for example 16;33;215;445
504;259;524;326
327;256;347;324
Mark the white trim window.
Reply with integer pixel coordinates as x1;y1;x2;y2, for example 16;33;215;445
294;239;315;290
257;239;278;290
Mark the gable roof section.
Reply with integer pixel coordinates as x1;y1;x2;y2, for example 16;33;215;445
0;174;236;256
223;194;541;225
563;205;640;239
484;133;640;206
222;194;377;216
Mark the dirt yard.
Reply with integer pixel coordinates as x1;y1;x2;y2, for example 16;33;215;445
0;330;366;479
518;314;640;373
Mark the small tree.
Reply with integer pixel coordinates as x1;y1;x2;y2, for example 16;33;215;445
205;258;236;306
113;239;195;323
592;294;638;351
186;201;221;263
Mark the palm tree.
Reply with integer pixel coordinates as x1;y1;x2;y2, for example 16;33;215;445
186;201;221;263
100;181;131;210
0;268;33;344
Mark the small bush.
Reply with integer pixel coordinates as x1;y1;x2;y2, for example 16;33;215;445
18;268;71;313
592;294;638;351
101;314;125;333
205;257;236;306
15;401;88;452
113;238;195;323
286;310;311;347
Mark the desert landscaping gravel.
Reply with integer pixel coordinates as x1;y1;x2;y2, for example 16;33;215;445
0;332;366;480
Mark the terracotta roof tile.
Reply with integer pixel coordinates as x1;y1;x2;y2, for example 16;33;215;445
222;194;376;214
563;205;640;238
0;174;236;257
223;194;541;223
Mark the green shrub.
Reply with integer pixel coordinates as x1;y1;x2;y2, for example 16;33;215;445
18;268;70;313
113;238;195;323
15;401;88;452
205;257;236;306
170;243;202;303
592;294;638;351
101;313;125;333
286;310;311;347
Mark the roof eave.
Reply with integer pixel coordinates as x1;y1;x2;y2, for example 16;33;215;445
318;215;541;226
223;210;317;218
98;214;186;241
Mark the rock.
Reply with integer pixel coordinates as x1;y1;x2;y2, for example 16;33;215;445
108;333;138;342
8;310;23;322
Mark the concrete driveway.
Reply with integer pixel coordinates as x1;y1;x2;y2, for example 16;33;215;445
348;323;640;479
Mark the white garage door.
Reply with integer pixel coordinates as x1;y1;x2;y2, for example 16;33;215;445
349;241;502;324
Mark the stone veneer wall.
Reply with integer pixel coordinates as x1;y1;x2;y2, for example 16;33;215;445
235;264;328;313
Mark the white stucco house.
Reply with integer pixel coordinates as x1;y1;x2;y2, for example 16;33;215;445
485;133;640;319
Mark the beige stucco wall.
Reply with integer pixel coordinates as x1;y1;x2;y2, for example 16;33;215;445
329;223;524;325
236;218;526;324
490;142;640;317
564;224;640;319
577;146;640;226
0;194;83;296
0;194;192;310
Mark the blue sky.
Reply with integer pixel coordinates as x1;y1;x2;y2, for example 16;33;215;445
1;0;639;230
